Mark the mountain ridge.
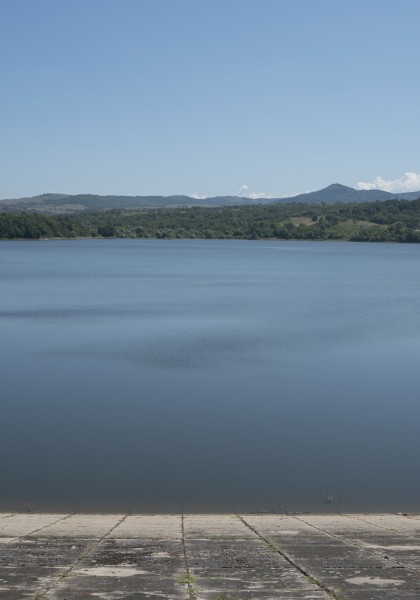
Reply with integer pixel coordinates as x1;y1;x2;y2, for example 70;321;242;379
1;183;419;214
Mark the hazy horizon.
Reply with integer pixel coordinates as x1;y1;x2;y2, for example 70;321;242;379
2;180;420;203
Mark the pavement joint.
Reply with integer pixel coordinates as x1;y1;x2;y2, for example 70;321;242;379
1;513;74;546
181;513;197;600
33;513;129;598
237;514;342;600
27;514;74;538
2;514;420;599
345;513;420;540
292;514;406;570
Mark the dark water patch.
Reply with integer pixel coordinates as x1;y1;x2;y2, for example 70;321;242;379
49;328;275;369
0;305;172;321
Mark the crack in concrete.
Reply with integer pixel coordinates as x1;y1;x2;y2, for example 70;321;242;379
346;513;420;538
181;513;196;600
338;513;420;576
1;513;73;545
26;514;74;538
33;513;129;599
236;514;341;600
293;514;405;569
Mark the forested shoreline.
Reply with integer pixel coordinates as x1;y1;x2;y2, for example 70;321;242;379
1;198;420;243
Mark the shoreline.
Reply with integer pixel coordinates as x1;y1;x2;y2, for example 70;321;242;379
0;235;416;244
1;509;419;515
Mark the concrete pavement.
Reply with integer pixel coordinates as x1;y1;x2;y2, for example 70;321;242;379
1;512;420;598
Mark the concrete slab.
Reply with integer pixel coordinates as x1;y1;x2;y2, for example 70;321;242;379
0;514;68;539
39;514;124;538
185;545;331;598
51;537;186;600
1;513;420;599
108;515;182;540
352;513;420;535
183;514;254;540
0;537;92;598
242;513;420;599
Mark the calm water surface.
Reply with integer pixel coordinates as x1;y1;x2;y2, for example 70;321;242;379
1;239;420;512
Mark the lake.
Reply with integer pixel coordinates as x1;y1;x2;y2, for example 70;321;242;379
1;239;420;513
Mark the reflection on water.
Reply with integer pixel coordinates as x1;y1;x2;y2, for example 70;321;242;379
1;239;420;513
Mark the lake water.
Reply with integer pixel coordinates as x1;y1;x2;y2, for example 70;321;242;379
1;239;420;513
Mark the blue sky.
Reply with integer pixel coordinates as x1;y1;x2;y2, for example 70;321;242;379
1;0;420;199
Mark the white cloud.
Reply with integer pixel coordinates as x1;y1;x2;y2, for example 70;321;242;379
279;191;301;198
248;192;273;199
189;193;208;200
237;184;273;200
357;172;420;193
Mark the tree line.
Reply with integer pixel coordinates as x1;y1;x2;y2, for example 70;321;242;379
1;198;420;243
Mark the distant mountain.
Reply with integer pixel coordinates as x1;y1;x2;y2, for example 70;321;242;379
1;184;419;214
0;192;268;213
274;183;420;204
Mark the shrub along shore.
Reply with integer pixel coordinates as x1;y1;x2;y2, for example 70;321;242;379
1;197;420;242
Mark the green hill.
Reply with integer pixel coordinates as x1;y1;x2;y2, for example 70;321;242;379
1;184;419;214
